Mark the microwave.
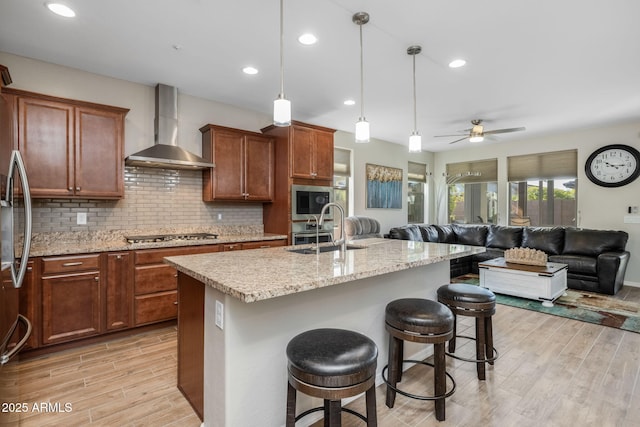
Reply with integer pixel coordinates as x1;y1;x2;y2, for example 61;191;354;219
291;185;334;222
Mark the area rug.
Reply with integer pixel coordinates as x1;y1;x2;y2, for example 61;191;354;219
452;274;640;334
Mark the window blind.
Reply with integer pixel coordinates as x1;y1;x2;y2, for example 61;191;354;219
408;161;427;183
446;158;497;183
507;149;577;181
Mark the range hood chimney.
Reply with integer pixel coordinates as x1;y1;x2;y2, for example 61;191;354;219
125;84;215;170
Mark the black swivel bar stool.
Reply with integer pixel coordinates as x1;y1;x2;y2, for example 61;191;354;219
383;298;456;421
437;283;498;380
285;328;378;426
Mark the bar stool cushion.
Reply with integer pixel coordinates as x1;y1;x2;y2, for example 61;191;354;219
386;298;454;335
287;328;377;379
437;283;496;305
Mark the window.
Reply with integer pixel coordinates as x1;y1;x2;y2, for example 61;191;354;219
446;159;498;224
334;148;351;216
408;161;426;223
507;150;577;227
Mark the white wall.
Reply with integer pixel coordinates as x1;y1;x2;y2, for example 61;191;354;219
334;131;433;235
434;122;640;284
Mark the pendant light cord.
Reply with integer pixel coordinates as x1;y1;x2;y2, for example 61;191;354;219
359;23;365;120
412;53;417;132
279;0;285;97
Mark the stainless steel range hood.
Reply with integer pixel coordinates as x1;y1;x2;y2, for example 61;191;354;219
125;84;215;170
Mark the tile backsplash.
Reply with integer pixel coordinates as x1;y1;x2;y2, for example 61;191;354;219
30;167;263;233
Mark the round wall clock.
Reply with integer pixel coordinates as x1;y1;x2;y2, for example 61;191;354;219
585;144;640;187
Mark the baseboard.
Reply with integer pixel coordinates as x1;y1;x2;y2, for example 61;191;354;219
625;280;640;288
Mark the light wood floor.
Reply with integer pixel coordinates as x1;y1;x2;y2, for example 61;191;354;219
6;289;640;427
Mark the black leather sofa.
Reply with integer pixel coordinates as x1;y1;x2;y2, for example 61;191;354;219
387;223;630;295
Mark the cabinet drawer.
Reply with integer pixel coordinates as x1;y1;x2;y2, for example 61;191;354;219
42;254;100;274
242;240;286;250
135;245;220;265
135;291;178;325
134;264;177;294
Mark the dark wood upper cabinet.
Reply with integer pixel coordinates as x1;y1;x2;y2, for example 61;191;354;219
5;88;129;199
200;124;274;202
289;124;334;180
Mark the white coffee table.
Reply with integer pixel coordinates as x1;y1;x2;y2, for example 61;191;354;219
479;257;568;307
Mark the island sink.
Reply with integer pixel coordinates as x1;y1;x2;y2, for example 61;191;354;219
286;244;363;255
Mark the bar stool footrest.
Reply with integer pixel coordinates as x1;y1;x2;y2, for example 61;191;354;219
446;334;499;363
382;359;456;401
294;405;368;424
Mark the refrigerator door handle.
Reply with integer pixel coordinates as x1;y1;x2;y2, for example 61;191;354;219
0;315;32;365
7;151;32;289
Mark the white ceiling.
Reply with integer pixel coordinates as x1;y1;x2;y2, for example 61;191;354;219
1;0;639;152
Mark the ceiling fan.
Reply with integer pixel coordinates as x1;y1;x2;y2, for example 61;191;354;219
435;119;526;144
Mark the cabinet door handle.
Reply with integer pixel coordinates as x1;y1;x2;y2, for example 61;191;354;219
76;186;81;191
68;187;73;192
173;301;178;305
94;276;99;281
62;262;83;267
116;255;122;260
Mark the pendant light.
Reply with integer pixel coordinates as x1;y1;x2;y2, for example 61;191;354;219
407;45;422;152
353;12;370;143
273;0;291;126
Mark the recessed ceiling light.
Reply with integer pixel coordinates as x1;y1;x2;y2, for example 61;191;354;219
242;66;259;75
45;2;76;18
343;99;356;106
448;59;466;68
298;33;318;45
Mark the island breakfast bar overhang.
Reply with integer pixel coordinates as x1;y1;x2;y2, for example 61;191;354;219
165;238;485;427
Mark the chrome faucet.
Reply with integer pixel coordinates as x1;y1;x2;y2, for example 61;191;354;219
318;202;346;256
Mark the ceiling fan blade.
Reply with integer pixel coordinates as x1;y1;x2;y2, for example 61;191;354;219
448;136;469;144
434;134;468;138
483;127;526;135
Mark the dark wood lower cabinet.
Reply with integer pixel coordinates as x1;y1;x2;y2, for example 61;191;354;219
177;273;205;421
41;271;101;345
105;252;133;330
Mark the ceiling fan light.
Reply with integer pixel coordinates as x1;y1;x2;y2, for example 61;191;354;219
273;96;291;127
355;118;370;143
469;135;484;143
409;132;422;152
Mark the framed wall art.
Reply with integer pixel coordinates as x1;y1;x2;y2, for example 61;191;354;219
366;163;402;209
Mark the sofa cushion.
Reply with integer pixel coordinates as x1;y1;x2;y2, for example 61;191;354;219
486;225;523;249
548;255;597;275
451;224;487;246
388;225;423;241
522;227;565;255
418;225;439;242
563;228;628;256
434;225;457;243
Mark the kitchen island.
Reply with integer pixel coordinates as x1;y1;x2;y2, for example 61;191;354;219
165;238;485;427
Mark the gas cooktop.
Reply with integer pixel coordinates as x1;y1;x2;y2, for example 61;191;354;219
125;233;219;244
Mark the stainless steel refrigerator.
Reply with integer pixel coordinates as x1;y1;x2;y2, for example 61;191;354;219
1;105;33;421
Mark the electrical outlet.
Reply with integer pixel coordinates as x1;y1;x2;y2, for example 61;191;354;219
77;212;87;225
215;300;224;329
217;213;223;220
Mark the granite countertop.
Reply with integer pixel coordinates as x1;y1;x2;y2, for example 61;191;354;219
27;227;287;257
165;238;486;303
